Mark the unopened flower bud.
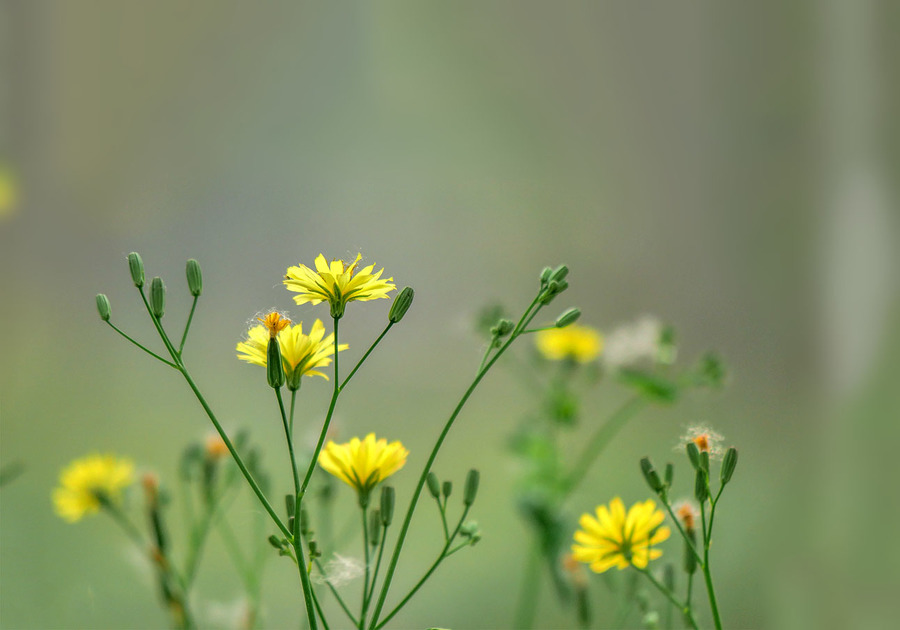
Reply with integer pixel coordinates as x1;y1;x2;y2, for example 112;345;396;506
267;338;285;388
664;463;674;488
491;319;514;337
299;508;310;536
186;259;203;297
700;450;710;474
540;266;553;285
96;294;111;321
442;480;452;500
463;469;480;506
388;287;414;323
640;457;664;493
720;447;738;485
150;277;166;318
555;308;581;328
549;264;569;283
369;508;382;546
267;535;284;550
380;486;395;526
686;442;701;470
684;528;698;574
285;494;296;520
426;472;441;499
127;252;145;287
694;468;708;503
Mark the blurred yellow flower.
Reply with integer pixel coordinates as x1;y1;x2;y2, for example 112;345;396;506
318;433;408;497
535;324;603;363
572;497;670;572
236;318;347;388
53;454;135;523
284;254;396;318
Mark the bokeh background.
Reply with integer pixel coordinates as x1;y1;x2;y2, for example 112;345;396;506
1;2;898;629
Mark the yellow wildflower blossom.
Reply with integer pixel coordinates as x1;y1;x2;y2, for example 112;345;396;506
535;324;603;363
236;318;347;389
318;433;408;498
284;254;396;318
572;497;670;572
53;454;135;523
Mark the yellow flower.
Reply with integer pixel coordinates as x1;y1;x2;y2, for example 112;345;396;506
535;324;603;363
236;317;347;389
318;433;408;499
572;497;670;572
284;254;396;318
53;454;135;523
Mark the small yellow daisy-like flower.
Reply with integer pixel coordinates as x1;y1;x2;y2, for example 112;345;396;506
535;324;603;363
236;318;348;389
284;254;396;318
318;433;408;499
53;454;135;523
572;497;670;573
259;311;291;337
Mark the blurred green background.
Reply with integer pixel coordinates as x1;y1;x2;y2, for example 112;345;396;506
1;2;898;629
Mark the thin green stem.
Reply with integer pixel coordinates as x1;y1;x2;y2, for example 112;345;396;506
636;567;699;630
700;498;723;630
513;541;542;630
138;288;181;360
179;295;199;353
360;505;372;629
368;297;542;629
276;388;302;495
340;321;393;390
310;587;331;630
365;526;388;608
105;321;177;367
289;389;297;437
562;395;645;496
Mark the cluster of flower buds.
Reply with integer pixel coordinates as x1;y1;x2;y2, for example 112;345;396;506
640;456;675;502
538;264;569;305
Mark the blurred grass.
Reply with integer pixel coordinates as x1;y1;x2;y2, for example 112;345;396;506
1;1;898;628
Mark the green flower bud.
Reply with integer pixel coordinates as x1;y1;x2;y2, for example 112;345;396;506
664;463;674;488
491;319;515;337
95;293;111;322
684;528;698;574
308;539;321;559
686;442;701;470
460;520;482;545
694;468;708;503
549;264;569;283
266;338;285;388
700;450;710;474
720;447;738;485
186;259;203;296
285;494;296;520
369;508;382;546
388;286;414;323
463;469;480;506
442;480;452;500
149;276;166;318
300;507;310;536
539;266;553;285
127;252;145;287
555;308;581;328
426;472;441;499
380;486;395;526
640;457;664;493
267;535;284;550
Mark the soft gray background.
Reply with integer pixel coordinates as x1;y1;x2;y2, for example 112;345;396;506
1;2;897;628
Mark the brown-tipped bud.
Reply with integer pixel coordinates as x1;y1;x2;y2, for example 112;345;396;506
463;469;480;506
555;308;581;328
266;338;285;388
380;486;395;526
127;252;145;287
686;442;701;470
149;276;166;318
640;457;664;493
388;287;414;323
426;472;441;499
694;468;708;503
720;447;738;485
96;294;111;321
186;259;203;297
442;481;453;500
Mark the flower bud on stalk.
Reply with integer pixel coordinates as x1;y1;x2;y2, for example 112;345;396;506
442;481;453;500
266;338;285;389
463;469;480;506
388;287;414;323
96;294;111;321
369;509;382;546
664;463;674;488
686;442;701;470
128;252;145;287
640;457;664;494
380;486;395;526
186;259;203;296
555;308;581;328
491;319;515;337
694;468;708;503
721;447;738;485
150;277;166;319
426;472;441;499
